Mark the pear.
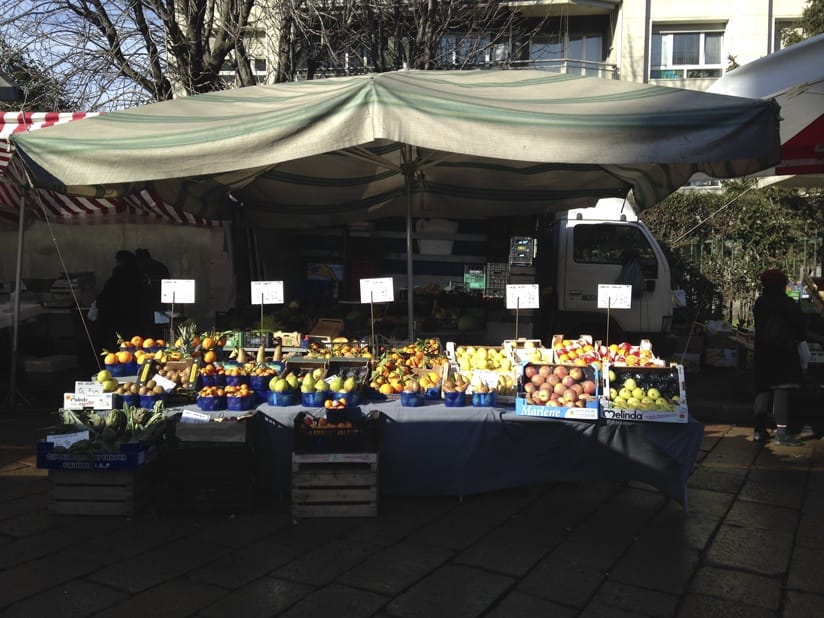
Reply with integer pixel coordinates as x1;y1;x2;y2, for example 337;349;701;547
270;377;286;392
343;377;357;393
329;376;344;392
315;380;329;393
286;373;299;390
312;367;324;380
256;345;266;365
96;369;112;383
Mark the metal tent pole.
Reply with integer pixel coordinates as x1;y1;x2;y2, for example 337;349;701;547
403;145;415;342
8;188;26;412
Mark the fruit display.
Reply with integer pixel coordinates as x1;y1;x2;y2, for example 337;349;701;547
602;365;687;420
518;363;599;409
451;345;516;398
505;339;554;364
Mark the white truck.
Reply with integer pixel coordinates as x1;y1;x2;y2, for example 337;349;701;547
536;198;673;346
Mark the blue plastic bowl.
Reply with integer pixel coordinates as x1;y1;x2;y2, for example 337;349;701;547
301;391;330;407
444;391;467;407
332;391;360;407
139;393;168;408
268;391;297;407
227;394;255;411
472;391;497;408
400;391;425;407
197;395;226;411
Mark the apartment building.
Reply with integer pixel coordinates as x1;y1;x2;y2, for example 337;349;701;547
223;1;807;92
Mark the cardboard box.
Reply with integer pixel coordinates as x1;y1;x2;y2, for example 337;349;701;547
515;396;599;420
601;364;688;423
310;318;344;340
36;440;158;470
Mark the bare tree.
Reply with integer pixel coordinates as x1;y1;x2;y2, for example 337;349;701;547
2;0;549;110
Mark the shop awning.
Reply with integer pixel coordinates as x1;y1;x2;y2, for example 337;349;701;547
0;112;218;226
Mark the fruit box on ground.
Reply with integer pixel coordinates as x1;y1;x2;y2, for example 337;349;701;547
293;411;381;454
601;364;688;424
515;363;600;420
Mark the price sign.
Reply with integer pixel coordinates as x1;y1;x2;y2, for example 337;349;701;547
75;381;103;395
251;281;284;305
161;279;196;304
598;284;632;309
505;284;540;310
360;277;394;303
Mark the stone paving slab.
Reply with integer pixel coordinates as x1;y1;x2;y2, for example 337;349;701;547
384;563;514;618
688;565;781;611
92;578;226;618
194;576;314;617
706;524;795;576
0;579;129;618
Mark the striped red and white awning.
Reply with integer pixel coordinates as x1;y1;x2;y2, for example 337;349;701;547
0;112;218;226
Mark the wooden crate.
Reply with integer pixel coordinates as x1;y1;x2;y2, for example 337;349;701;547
48;465;155;516
292;452;378;518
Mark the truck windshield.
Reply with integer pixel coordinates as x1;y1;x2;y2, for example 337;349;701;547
572;224;658;278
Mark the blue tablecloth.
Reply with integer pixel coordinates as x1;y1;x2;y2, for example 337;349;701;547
251;399;703;505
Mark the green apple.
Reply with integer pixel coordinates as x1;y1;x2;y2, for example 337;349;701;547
97;369;112;383
623;378;637;391
608;369;617;383
646;388;661;400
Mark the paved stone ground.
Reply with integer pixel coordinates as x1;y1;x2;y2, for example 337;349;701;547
1;367;823;617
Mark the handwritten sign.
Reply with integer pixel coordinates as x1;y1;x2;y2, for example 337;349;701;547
161;279;196;304
360;277;394;303
250;281;284;305
505;284;540;310
598;284;632;309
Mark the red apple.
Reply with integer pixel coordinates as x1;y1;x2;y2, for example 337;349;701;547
553;365;569;378
581;380;597;396
553;382;567;395
524;365;538;379
569;367;584;382
562;375;576;388
531;373;545;387
538;364;552;378
547;374;561;386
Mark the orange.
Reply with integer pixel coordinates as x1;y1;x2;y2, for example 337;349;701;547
202;336;215;350
378;383;394;396
203;350;217;364
103;352;118;365
155;339;166;348
142;338;156;349
116;350;133;364
130;335;144;348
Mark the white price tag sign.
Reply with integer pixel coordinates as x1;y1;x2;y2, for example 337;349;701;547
161;279;196;304
505;284;540;309
152;373;178;393
180;409;211;423
598;284;632;309
360;277;394;303
75;381;103;395
250;280;284;305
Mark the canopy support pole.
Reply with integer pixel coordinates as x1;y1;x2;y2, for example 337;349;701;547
402;145;415;342
8;188;27;413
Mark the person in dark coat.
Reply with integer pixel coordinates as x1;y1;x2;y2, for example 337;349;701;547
94;250;143;349
752;268;806;445
135;248;170;336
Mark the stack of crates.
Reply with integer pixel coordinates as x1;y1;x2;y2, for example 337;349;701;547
484;262;508;298
291;410;380;518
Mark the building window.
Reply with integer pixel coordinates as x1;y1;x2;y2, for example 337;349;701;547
530;32;603;76
650;24;724;79
437;33;510;66
774;19;802;52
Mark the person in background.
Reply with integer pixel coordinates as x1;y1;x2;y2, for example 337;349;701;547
752;268;807;446
135;248;170;336
94;250;143;349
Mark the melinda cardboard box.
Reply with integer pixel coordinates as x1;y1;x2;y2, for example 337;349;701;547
601;363;689;424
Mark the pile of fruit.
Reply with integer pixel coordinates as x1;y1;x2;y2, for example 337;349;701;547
452;345;516;397
604;366;683;412
520;364;598;409
550;336;663;368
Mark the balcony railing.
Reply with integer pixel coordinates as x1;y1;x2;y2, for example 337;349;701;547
293;58;618;81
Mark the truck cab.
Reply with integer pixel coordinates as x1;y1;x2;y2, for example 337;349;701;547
538;198;673;345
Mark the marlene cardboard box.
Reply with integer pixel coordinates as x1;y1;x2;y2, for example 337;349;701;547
514;362;600;420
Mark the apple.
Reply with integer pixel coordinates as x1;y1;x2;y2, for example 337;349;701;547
538;364;552;378
582;380;597;396
531;373;545;387
570;383;584;396
524;365;538;379
536;389;551;404
622;378;637;391
646;388;661;400
523;382;537;395
569;367;584;382
553;382;567;395
547;374;561;386
562;375;576;388
553;365;569;378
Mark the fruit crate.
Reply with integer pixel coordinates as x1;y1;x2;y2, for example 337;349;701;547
291;452;378;518
293;411;380;454
601;363;688;423
515;363;600;420
48;463;158;516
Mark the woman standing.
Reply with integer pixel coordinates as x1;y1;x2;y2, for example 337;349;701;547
752;269;806;445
